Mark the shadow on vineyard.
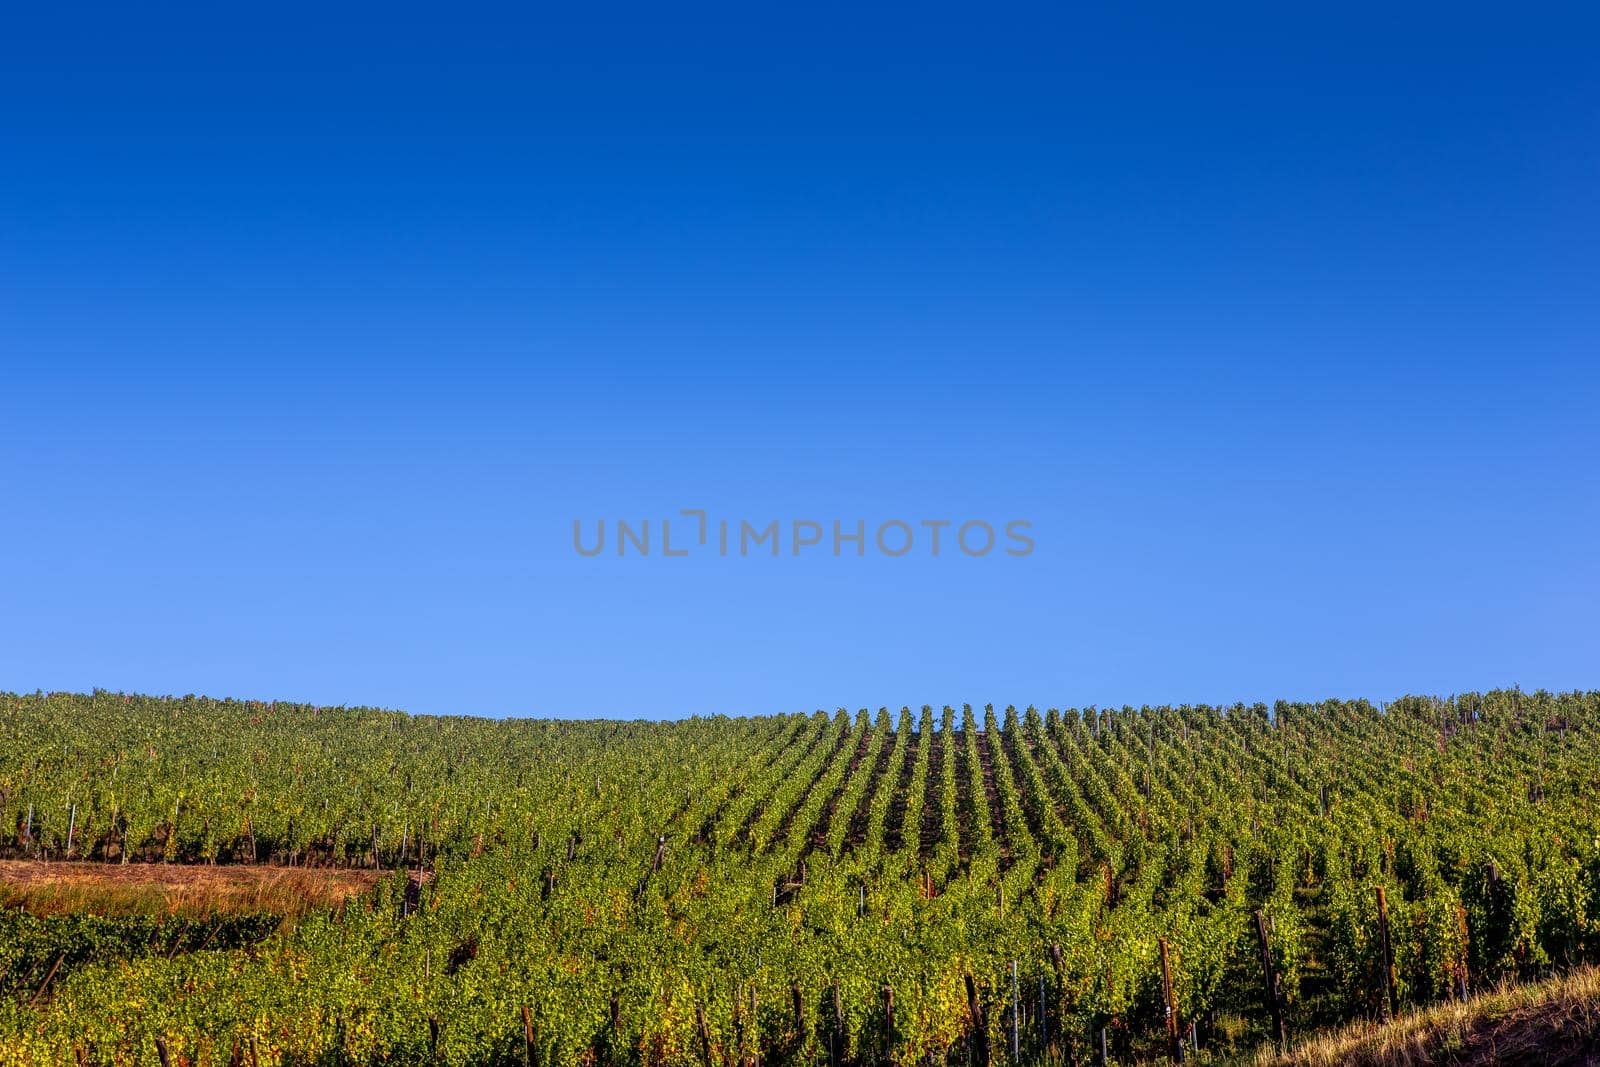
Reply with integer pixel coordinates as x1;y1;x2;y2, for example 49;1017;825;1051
2;688;1599;1064
0;909;282;1001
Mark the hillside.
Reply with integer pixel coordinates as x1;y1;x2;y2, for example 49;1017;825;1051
1;689;1597;1064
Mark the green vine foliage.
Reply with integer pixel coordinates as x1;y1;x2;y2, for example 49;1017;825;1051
0;689;1596;1064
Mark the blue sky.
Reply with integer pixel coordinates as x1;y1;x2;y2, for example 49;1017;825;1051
2;4;1596;718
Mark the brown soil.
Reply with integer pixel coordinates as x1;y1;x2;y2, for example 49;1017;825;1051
881;730;921;852
843;731;898;850
918;735;945;858
798;726;873;858
737;720;836;847
972;730;1013;866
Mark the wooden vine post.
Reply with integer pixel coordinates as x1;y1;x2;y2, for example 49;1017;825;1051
1376;886;1400;1021
881;983;894;1060
29;952;66;1007
695;1004;713;1067
1159;938;1181;1063
964;973;990;1067
1254;909;1287;1050
1049;941;1066;1060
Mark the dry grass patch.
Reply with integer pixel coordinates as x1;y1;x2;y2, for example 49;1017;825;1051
1258;965;1600;1067
0;859;384;919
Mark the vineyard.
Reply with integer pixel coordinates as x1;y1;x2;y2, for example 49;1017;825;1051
1;689;1598;1065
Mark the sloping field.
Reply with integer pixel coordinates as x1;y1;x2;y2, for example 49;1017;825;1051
1;688;1597;1063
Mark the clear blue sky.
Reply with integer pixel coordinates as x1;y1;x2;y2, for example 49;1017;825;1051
2;4;1596;719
